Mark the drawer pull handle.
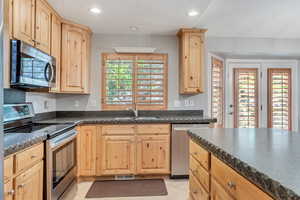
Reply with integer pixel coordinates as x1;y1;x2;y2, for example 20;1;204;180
193;152;198;155
227;181;236;189
31;155;37;159
18;184;26;188
7;189;15;195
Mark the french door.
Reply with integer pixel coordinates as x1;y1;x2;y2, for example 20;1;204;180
226;61;295;130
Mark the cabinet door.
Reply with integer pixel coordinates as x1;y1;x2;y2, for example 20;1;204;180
136;135;170;174
61;24;86;93
211;178;234;200
15;161;43;200
77;126;97;176
101;136;135;175
35;0;51;53
50;14;62;92
13;0;35;45
4;181;14;200
187;33;203;93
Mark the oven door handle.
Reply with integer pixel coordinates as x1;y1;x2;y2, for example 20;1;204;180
49;129;77;150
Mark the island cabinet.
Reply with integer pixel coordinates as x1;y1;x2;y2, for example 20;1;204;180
177;28;206;94
12;0;51;53
4;143;44;200
61;23;91;94
189;139;274;200
76;124;170;178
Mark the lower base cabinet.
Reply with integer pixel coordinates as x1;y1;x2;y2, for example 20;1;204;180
101;135;136;175
15;161;44;200
211;178;234;200
136;135;170;174
189;139;274;200
4;181;13;200
77;124;171;177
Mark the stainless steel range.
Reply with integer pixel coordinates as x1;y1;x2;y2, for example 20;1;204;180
3;103;77;200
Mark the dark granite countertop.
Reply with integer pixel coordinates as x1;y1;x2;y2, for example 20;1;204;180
4;110;216;157
4;123;75;157
38;115;216;125
187;128;300;200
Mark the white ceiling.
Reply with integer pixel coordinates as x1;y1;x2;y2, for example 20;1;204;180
48;0;300;38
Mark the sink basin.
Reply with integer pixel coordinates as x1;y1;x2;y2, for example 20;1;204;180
135;117;159;120
114;117;134;120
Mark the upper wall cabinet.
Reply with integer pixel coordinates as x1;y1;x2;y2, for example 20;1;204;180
13;0;51;54
35;0;51;53
12;0;35;46
61;23;91;94
177;28;206;94
50;13;62;93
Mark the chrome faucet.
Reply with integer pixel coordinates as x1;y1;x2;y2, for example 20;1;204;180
127;107;138;118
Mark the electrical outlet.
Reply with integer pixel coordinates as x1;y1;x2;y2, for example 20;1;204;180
75;100;79;107
44;101;49;110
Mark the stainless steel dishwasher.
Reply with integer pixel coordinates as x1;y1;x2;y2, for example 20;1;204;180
171;124;210;178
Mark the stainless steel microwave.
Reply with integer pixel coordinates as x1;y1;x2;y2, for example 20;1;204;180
10;40;56;88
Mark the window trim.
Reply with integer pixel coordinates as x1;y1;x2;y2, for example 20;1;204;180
101;53;168;110
267;68;292;130
211;57;225;128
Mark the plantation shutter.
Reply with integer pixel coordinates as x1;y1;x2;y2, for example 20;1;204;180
233;68;259;128
268;68;291;130
102;53;168;110
135;55;168;110
211;57;224;127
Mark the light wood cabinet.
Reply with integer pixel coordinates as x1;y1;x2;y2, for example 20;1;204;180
4;181;14;200
50;13;62;92
35;0;51;53
189;139;274;200
77;126;97;176
15;161;43;200
4;143;44;200
177;28;206;94
61;23;91;93
211;155;273;200
211;178;234;200
12;0;35;45
136;135;170;174
101;135;136;175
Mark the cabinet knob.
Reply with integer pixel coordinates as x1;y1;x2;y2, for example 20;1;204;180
31;155;36;159
227;181;236;189
7;189;15;196
190;76;193;80
18;183;26;188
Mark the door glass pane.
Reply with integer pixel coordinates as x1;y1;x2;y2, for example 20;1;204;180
234;68;258;128
268;69;291;130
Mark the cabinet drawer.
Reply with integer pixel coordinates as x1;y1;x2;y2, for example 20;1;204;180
189;139;210;170
4;157;13;182
102;125;135;135
190;155;209;192
15;143;44;173
211;178;234;200
189;172;209;200
211;156;273;200
136;124;170;135
4;181;13;200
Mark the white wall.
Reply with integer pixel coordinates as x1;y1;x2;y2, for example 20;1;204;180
26;92;56;114
55;34;209;113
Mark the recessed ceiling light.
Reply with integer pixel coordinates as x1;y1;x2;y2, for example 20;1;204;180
89;7;101;14
130;26;139;31
188;10;199;17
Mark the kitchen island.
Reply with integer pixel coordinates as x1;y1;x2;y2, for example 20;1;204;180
187;128;300;200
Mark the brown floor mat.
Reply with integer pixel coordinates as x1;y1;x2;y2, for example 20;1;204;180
85;179;168;198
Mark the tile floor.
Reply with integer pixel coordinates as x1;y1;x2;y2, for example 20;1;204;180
66;179;189;200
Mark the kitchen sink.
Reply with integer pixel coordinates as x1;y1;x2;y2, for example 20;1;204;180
114;117;134;120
